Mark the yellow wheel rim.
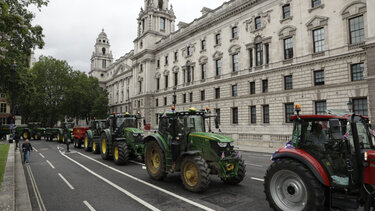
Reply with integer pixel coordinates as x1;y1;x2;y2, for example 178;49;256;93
114;146;119;161
102;139;107;154
93;143;96;151
23;132;27;139
62;136;65;143
148;149;160;174
84;137;88;148
35;134;37;140
57;134;60;141
183;162;199;187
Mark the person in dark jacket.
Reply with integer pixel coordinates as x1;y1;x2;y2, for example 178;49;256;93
22;139;33;163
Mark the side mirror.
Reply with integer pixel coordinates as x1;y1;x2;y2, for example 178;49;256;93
215;116;219;129
329;119;343;140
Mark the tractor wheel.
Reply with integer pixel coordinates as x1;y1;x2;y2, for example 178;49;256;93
145;140;166;180
92;142;100;154
34;133;41;140
113;142;130;165
180;155;210;192
221;159;246;185
23;131;30;140
100;134;111;160
57;133;62;143
264;158;325;211
84;135;92;152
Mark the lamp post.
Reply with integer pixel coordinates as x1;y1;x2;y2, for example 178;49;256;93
347;100;353;113
11;61;16;119
172;86;177;109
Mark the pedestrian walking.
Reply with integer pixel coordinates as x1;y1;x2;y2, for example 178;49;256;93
22;139;33;163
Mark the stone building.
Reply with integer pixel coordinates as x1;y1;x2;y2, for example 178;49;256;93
91;0;375;148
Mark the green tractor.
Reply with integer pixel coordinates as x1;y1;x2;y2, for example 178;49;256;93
0;124;10;140
143;107;246;192
57;122;75;143
100;112;145;165
83;119;107;153
17;122;46;140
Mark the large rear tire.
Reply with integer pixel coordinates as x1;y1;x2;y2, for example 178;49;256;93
221;159;246;185
100;133;111;160
180;155;210;192
145;140;166;180
84;135;92;152
264;158;325;211
113;142;129;165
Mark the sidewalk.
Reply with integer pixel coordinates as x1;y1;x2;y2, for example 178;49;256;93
0;142;32;211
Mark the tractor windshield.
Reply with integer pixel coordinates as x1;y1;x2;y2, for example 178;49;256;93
65;123;74;128
123;118;137;128
181;115;205;133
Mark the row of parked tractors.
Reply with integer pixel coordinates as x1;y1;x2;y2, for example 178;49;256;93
1;105;375;210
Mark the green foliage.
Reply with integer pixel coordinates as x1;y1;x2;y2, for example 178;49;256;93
0;144;10;189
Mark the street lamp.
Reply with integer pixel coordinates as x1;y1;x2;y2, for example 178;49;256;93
347;100;353;113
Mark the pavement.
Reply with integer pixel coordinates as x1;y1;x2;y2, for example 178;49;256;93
0;139;276;211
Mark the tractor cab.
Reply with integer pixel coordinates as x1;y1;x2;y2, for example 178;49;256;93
61;122;74;130
107;113;141;136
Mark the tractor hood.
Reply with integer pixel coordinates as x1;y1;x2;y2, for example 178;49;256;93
124;128;143;134
189;132;233;143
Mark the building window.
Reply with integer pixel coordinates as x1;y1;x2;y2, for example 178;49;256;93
187;46;191;56
250;82;256;95
232;107;239;124
250;106;256;124
215;59;222;76
353;98;368;116
349;16;364;44
232;84;238;97
249;49;253;68
232;53;239;72
0;103;6;113
164;97;167;106
140;64;143;72
160;17;166;31
215;88;220;99
155;98;159;107
215;33;221;45
284;37;293;59
157;60;160;68
174;72;178;86
201;40;206;50
351;63;364;81
285;103;294;123
183;94;186;103
262;79;268;93
165;56;168;65
102;60;106;68
155;114;159;125
0;94;5;99
200;90;205;101
139;81;142;93
315;101;327;115
265;43;269;64
282;4;290;19
156;78;160;90
256;43;263;66
255;17;262;30
313;28;325;53
189;92;193;102
187;66;192;83
232;26;238;38
314;70;325;86
284;75;293;90
174;52;178;61
215;109;221;124
165;75;168;88
312;0;321;8
263;105;270;123
201;64;206;80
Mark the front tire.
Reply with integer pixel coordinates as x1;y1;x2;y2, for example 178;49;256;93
23;131;30;140
145;140;166;180
84;135;92;152
221;159;246;185
113;142;129;165
180;155;210;192
264;158;325;211
92;141;100;154
100;134;111;160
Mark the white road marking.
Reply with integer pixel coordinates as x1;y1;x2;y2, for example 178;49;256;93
26;165;47;211
130;160;145;166
245;163;263;168
142;166;146;170
83;200;96;211
39;153;45;159
33;147;38;152
58;173;75;190
250;177;264;182
59;151;160;211
46;160;55;169
75;151;215;211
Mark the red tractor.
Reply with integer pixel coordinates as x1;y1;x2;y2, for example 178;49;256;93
72;126;89;148
264;104;375;210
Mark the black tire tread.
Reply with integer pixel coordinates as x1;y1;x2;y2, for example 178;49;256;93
181;155;210;193
145;140;166;180
114;142;130;165
222;159;246;185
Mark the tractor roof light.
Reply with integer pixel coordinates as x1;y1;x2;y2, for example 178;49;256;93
171;106;175;111
206;106;210;112
189;107;196;112
295;104;301;115
364;151;368;161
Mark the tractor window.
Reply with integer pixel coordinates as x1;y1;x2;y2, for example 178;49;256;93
356;122;372;149
116;118;126;128
123;118;137;128
186;115;205;133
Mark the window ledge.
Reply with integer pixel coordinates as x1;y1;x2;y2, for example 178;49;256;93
312;51;325;58
200;79;206;83
308;4;325;13
348;42;365;50
283;58;293;65
214;43;222;48
251;26;265;33
231;71;239;76
173;60;178;64
164;64;169;67
255;65;263;71
215;75;221;80
230;37;239;42
280;16;293;24
200;49;207;53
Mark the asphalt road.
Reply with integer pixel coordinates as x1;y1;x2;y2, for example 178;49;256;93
21;139;273;211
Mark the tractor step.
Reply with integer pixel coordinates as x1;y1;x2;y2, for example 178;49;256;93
331;194;360;210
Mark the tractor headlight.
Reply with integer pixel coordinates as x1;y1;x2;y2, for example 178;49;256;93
140;134;144;137
229;142;234;147
132;133;138;137
217;142;228;148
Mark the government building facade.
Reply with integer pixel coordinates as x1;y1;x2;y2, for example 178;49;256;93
90;0;375;149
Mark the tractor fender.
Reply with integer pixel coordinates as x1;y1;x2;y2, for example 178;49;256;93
102;129;112;143
86;130;94;140
273;150;331;187
175;151;202;171
58;128;63;135
143;134;167;153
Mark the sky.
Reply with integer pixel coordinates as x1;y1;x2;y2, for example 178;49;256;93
31;0;228;73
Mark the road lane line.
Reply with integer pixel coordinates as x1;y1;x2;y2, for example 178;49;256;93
59;151;160;211
75;151;215;211
33;147;38;152
250;177;264;182
26;165;47;211
46;160;55;169
39;153;45;159
58;173;75;190
83;200;96;211
245;163;263;167
130;160;145;166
